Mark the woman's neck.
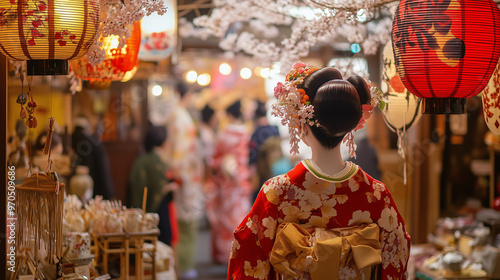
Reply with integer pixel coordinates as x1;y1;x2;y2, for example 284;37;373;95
309;144;345;176
302;125;346;176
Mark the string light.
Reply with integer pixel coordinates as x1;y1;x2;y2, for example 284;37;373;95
219;63;232;75
186;71;198;83
240;68;252;79
260;68;271;78
152;85;163;96
197;73;211;86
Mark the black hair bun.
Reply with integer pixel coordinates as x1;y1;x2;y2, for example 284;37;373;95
347;75;371;105
302;67;343;102
302;67;368;149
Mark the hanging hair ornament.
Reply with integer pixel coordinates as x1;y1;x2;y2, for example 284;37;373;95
343;86;386;159
271;61;319;155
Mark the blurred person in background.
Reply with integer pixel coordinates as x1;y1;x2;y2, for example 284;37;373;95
343;127;381;180
128;123;179;247
205;100;252;264
248;101;281;203
198;104;217;182
71;116;115;199
162;81;205;279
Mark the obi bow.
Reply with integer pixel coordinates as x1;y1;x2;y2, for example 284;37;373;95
270;223;382;280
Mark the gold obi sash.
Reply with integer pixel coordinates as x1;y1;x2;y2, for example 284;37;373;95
270;223;382;280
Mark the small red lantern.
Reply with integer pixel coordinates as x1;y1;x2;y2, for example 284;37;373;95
392;0;500;114
69;21;141;85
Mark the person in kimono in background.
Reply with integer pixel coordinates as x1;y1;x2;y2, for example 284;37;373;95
206;100;253;265
163;81;205;279
128;123;179;248
227;63;411;280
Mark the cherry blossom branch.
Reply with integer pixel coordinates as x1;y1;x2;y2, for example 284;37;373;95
184;0;397;70
85;0;167;66
308;0;399;11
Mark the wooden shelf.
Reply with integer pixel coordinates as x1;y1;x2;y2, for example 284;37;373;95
92;230;160;280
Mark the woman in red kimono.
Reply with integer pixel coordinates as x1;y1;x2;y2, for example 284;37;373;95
227;63;410;280
206;100;252;264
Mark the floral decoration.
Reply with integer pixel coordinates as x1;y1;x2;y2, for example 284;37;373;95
271;61;319;155
86;0;167;66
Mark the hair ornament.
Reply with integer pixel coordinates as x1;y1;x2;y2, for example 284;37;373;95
271;61;319;155
344;86;386;159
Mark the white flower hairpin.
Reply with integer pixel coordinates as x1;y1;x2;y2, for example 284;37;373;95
271;62;319;155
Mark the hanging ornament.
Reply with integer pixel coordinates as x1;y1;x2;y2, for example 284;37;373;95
0;0;100;75
69;21;141;87
16;74;38;128
138;0;177;61
392;0;500;114
17;93;28;119
482;58;500;135
16;172;65;265
25;95;38;128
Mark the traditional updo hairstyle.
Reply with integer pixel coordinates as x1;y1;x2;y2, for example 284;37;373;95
301;67;371;149
226;100;242;119
144;123;167;153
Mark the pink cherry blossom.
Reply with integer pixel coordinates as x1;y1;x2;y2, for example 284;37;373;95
274;82;286;98
293;62;307;69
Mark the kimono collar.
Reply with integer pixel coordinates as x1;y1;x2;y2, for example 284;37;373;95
302;159;358;182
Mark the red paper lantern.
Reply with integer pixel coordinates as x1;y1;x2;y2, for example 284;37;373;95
69;21;141;85
392;0;500;114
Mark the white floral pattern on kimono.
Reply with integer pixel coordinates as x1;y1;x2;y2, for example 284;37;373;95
228;160;411;280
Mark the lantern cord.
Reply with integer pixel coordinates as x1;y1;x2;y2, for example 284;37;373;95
27;76;33;178
28;75;32;93
397;128;407;185
50;77;52;116
20;70;24;94
43;78;55;163
403;114;406;186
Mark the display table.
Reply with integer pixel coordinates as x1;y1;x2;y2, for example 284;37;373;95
415;265;488;280
92;229;160;280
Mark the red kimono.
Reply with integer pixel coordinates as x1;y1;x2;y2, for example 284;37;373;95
228;160;411;280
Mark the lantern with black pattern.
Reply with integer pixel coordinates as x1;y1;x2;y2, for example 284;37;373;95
392;0;500;114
